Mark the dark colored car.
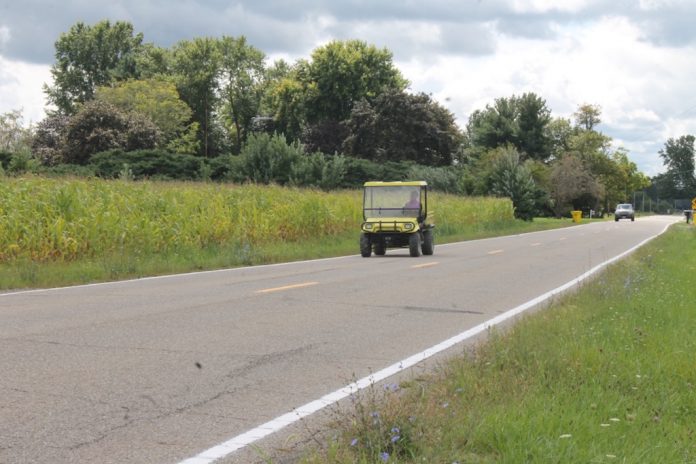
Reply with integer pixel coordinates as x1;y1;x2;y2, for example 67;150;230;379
614;203;635;221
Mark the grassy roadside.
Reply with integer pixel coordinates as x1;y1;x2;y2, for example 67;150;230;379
300;223;696;464
0;218;586;291
0;173;594;291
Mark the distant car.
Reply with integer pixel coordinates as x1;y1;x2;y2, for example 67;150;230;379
614;203;635;222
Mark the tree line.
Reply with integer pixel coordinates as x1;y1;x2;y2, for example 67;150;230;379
2;19;690;218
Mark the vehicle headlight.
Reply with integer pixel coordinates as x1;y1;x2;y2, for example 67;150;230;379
363;223;373;230
404;223;414;230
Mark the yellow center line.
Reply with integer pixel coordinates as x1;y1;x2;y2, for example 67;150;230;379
559;237;568;241
255;281;319;294
488;249;504;255
530;242;542;247
411;261;439;269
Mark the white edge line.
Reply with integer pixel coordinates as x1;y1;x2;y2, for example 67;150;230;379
177;221;674;464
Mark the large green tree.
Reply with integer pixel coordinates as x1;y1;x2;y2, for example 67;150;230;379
343;90;461;166
516;93;552;161
62;100;160;164
300;40;407;123
263;74;306;142
218;36;266;153
45;20;144;114
95;78;198;154
467;93;552;161
549;155;603;216
171;37;221;157
604;148;651;204
659;135;696;197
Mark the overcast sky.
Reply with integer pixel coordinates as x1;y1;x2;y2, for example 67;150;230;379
2;0;696;176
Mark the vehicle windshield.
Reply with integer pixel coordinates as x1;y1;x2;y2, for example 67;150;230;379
617;204;632;210
363;186;422;218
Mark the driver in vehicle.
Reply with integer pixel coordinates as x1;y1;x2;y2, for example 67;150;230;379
404;190;420;211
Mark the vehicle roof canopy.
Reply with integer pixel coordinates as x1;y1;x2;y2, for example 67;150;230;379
363;181;428;187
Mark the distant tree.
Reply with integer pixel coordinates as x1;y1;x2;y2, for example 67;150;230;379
467;93;551;161
342;99;378;159
218;36;266;153
63;100;159;164
547;117;574;160
45;20;144;114
515;93;552;161
32;114;70;165
95;78;198;154
549;155;603;216
300;40;407;124
343;90;461;166
262;66;306;142
0;110;32;153
573;103;602;131
467;97;518;151
134;43;172;78
603;148;651;205
302;119;349;155
171;37;221;157
659;135;696;197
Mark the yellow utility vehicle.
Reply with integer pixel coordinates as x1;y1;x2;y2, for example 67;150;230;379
360;181;434;257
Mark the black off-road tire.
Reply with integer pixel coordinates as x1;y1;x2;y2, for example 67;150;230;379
409;233;421;257
421;229;434;255
374;239;386;256
360;233;372;257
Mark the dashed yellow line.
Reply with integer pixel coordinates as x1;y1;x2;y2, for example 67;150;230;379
411;261;439;269
255;281;319;294
559;237;568;241
530;242;542;247
488;249;504;255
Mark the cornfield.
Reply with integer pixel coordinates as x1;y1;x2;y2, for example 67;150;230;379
0;177;513;263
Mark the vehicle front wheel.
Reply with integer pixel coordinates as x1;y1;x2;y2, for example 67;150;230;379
422;229;434;255
374;239;386;256
409;233;421;257
360;233;372;257
631;217;635;222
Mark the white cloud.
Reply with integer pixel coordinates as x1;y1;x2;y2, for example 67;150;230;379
0;56;53;124
395;13;696;176
511;0;597;13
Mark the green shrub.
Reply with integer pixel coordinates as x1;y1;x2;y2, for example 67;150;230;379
35;163;98;178
90;149;204;180
7;149;40;174
490;148;537;221
236;133;304;184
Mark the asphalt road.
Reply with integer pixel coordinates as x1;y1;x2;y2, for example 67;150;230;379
0;216;677;464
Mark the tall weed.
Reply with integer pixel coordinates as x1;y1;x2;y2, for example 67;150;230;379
0;177;513;264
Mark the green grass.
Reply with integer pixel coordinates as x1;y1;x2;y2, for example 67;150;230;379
300;223;696;464
0;218;580;290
